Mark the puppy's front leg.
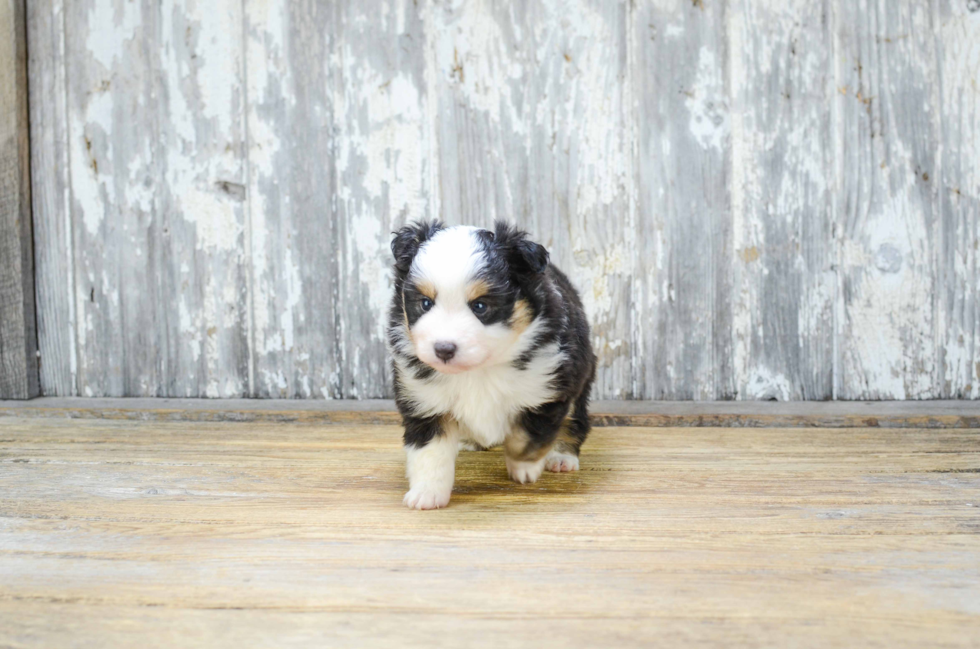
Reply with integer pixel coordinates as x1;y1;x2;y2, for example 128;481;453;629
403;415;459;510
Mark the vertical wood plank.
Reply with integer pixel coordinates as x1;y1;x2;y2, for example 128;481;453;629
728;0;835;400
247;0;433;399
64;0;249;397
425;0;634;398
334;0;433;398
833;0;942;399
244;0;342;398
245;0;341;397
423;0;522;230
0;0;39;399
526;0;634;399
27;0;75;396
633;0;733;400
935;1;980;399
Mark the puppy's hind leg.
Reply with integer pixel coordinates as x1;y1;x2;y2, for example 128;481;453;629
505;402;569;484
504;437;548;484
543;422;584;473
545;373;592;473
544;443;580;473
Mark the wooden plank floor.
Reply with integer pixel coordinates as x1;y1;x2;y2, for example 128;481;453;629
1;416;978;647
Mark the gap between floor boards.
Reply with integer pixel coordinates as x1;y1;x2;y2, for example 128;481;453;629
0;398;978;428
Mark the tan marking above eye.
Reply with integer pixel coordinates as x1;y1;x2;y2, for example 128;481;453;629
509;299;533;333
465;279;491;302
414;280;436;300
400;294;415;342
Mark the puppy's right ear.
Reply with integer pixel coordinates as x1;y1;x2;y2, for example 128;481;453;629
391;220;443;275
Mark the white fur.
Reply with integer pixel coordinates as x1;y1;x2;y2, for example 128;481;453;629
408;227;521;374
411;226;484;292
545;451;579;473
505;455;546;484
403;421;460;510
394;324;562;448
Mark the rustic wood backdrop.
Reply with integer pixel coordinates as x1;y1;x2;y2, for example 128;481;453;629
24;0;980;400
1;0;38;400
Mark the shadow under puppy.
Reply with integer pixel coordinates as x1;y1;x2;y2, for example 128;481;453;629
387;220;596;509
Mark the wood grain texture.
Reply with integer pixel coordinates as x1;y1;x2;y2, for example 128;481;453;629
0;416;978;647
245;0;341;398
633;0;733;400
426;0;634;397
833;1;943;399
61;0;250;397
936;1;980;399
333;1;433;398
25;0;980;400
25;0;75;397
729;0;835;400
0;0;39;400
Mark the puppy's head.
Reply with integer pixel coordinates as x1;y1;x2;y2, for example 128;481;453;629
391;220;549;374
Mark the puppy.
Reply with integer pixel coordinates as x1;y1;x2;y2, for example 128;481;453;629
387;220;596;510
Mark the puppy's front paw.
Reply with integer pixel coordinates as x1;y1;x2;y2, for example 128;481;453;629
403;486;452;510
506;456;545;484
545;451;579;473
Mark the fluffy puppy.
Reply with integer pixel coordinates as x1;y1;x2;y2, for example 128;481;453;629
387;220;596;510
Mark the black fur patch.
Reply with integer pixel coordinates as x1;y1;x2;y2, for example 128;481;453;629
517;399;572;456
402;283;432;327
400;412;444;448
391;220;443;280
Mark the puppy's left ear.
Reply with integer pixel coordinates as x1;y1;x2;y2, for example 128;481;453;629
391;220;443;275
494;221;549;275
513;238;549;274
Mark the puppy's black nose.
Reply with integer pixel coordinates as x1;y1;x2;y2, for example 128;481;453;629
433;342;457;362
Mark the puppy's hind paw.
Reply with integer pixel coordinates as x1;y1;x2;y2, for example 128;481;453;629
545;451;579;473
505;456;546;484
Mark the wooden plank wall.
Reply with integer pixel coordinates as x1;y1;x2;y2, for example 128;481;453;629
25;0;980;400
0;0;39;400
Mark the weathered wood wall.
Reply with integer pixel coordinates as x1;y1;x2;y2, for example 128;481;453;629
1;0;39;400
25;0;980;400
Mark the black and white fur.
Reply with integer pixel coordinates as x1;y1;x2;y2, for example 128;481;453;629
387;220;596;510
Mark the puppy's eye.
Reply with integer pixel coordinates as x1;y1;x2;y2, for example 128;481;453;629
421;298;434;312
470;300;488;316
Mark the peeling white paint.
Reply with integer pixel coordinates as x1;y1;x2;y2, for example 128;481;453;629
180;188;243;250
841;195;936;399
575;241;628;328
745;368;792;401
432;0;523;127
350;212;393;340
686;47;730;151
85;0;141;70
35;0;980;400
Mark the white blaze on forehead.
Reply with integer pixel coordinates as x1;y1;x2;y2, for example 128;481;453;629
410;226;485;303
407;226;501;374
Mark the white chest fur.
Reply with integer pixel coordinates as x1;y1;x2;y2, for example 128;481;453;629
396;342;563;447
